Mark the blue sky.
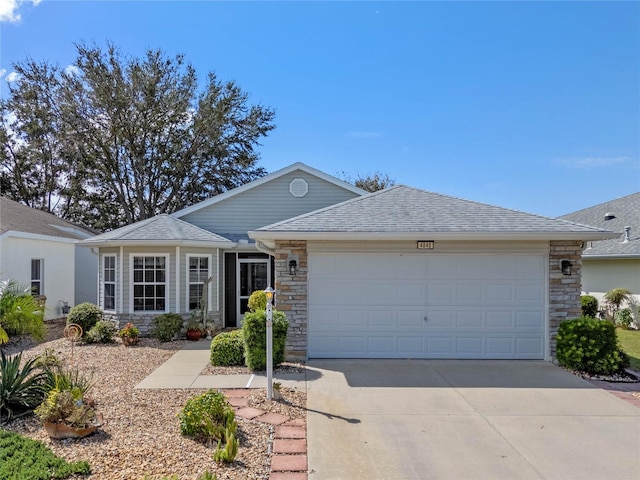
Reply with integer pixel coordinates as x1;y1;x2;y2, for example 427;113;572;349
1;0;638;218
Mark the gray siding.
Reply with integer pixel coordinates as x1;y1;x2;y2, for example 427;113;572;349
98;246;223;320
180;170;361;234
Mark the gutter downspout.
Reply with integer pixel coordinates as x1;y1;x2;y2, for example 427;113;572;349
255;240;276;256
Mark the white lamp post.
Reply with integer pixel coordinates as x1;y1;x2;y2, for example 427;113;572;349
264;285;275;400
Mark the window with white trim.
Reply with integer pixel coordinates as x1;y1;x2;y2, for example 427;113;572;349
103;255;116;311
31;258;43;295
187;255;210;310
132;255;167;312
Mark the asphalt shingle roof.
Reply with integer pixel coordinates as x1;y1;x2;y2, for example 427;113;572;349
254;186;616;238
0;196;95;239
559;192;640;257
81;214;232;245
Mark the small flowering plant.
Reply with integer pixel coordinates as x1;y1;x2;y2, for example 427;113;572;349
118;322;140;338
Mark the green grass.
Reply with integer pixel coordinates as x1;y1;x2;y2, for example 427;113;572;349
617;328;640;372
0;428;90;479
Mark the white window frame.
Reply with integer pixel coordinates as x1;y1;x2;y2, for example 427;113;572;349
31;258;44;296
186;254;212;312
102;254;117;312
129;254;170;313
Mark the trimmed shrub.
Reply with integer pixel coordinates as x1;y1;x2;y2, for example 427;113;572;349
242;310;288;371
581;295;599;318
556;316;630;375
210;330;245;366
151;313;183;342
615;308;634;330
86;319;117;343
247;290;267;312
66;303;103;338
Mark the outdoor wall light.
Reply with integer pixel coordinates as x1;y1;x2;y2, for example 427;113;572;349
561;260;573;276
289;259;298;276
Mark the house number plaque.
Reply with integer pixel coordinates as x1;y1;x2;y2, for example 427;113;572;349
417;240;435;249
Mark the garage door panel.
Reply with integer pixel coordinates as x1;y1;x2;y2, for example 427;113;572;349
427;336;454;354
486;285;515;302
368;336;395;353
457;311;484;328
308;253;546;359
457;337;484;355
398;336;424;353
486;311;514;328
516;284;544;302
456;284;484;303
516;311;544;329
397;310;426;328
369;311;395;328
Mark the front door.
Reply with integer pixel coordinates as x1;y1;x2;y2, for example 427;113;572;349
238;258;270;325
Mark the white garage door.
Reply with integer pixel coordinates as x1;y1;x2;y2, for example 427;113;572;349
308;253;546;359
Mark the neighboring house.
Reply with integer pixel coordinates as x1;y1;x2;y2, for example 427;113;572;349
0;197;98;320
80;163;617;361
559;192;640;316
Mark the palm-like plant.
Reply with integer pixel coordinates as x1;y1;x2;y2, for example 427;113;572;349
603;288;633;321
0;351;47;421
0;279;46;344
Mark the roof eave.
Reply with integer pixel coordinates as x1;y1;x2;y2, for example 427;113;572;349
583;253;640;260
248;231;619;242
78;240;236;248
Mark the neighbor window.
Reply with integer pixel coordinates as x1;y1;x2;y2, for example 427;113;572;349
132;255;168;312
187;255;210;310
31;259;43;295
103;255;116;311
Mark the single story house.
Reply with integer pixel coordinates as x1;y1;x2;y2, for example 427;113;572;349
0;197;98;319
80;163;617;361
559;192;639;318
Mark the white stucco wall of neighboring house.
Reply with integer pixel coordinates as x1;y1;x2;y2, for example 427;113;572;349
582;258;640;321
0;233;78;320
75;245;98;305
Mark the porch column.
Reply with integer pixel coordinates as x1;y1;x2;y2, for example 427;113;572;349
274;240;308;361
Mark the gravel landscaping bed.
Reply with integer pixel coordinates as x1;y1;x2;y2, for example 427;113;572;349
1;320;307;480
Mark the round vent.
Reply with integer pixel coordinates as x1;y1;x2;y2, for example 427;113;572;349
289;178;308;198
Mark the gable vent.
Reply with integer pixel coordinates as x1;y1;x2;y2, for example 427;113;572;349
289;178;308;198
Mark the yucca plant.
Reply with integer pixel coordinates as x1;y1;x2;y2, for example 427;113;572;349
0;351;46;422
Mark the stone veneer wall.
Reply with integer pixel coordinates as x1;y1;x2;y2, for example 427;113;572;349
548;240;584;359
103;312;220;337
274;240;308;361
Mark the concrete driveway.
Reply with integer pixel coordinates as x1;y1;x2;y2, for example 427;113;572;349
306;360;640;480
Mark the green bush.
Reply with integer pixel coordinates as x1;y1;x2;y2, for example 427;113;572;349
0;279;46;344
210;330;245;366
556;316;630;375
86;319;117;343
0;428;91;479
66;302;103;338
178;389;236;442
0;351;46;422
247;290;267;312
151;313;184;342
242;310;288;371
581;295;599;318
40;365;94;398
615;308;634;330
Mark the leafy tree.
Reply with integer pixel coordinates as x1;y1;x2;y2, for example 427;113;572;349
338;170;395;192
1;42;275;230
603;288;633;321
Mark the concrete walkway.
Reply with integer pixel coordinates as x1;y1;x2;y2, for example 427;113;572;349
135;339;306;390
